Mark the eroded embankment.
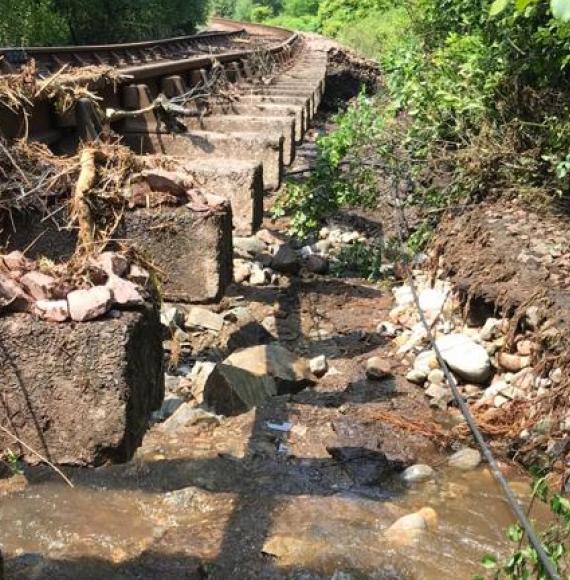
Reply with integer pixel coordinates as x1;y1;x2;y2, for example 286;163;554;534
432;199;570;468
0;38;547;580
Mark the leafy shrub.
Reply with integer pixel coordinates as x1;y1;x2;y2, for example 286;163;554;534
336;6;411;59
0;0;68;45
331;240;384;280
477;471;570;578
273;92;385;237
318;0;395;36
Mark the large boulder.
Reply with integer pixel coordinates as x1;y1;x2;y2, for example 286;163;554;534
203;364;278;416
435;334;491;383
225;344;313;394
203;344;313;415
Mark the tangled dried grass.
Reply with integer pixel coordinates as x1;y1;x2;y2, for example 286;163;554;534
0;61;126;119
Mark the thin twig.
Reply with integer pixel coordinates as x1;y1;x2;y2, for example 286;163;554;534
0;424;74;487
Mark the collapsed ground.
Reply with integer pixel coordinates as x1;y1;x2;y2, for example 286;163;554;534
0;32;568;580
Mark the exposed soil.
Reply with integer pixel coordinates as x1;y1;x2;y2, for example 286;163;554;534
433;198;570;467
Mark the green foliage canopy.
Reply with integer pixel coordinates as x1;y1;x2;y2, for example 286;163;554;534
0;0;210;46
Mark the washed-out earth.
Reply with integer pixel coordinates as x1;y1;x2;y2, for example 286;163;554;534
0;7;566;580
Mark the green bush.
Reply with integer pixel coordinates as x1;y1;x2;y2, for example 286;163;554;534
336;6;410;59
0;0;67;45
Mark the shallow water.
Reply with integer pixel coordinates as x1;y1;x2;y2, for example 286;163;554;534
0;452;543;579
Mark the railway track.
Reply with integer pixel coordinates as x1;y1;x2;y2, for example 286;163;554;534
0;19;331;469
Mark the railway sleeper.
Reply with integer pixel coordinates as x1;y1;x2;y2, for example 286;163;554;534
0;307;164;466
160;76;296;164
1;198;234;304
120;84;285;191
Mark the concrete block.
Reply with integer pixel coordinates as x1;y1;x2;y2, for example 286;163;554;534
184;114;295;165
182;158;263;236
0;307;164;466
212;101;305;141
126;130;284;191
117;204;233;303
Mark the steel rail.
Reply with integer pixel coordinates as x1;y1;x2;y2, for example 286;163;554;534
0;19;298;77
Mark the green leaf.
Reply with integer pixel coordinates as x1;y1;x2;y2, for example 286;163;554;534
482;554;498;569
551;0;570;21
507;523;524;542
489;0;511;16
515;0;536;10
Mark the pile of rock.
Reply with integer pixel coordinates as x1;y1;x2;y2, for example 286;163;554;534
384;271;561;415
0;250;150;323
232;224;377;286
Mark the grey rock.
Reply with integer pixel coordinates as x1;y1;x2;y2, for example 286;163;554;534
152;392;185;422
162;403;221;432
186;307;224;332
305;254;329;274
365;356;392;380
271;244;300;274
225;344;313;395
160;304;184;330
234;236;267;258
448;448;482;471
204;364;278;416
402;464;435;483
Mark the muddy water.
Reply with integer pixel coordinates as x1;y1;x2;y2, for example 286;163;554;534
0;424;539;579
0;121;542;579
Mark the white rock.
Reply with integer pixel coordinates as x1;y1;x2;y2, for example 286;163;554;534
313;239;333;255
106;275;144;306
479;318;500;341
427;369;445;385
376;321;399;337
161;304;184;329
435;334;491;383
414;350;437;376
67;286;113;322
340;231;360;244
250;265;269;286
309;355;328;377
319;226;330;239
525;306;542;330
534;377;552;390
448;448;481;471
366;357;392;380
494;395;509;408
418;288;446;314
393;285;414;307
234;260;252;284
401;464;435;483
550;368;563;384
34;299;69;322
406;369;426;385
481;381;508;400
388;512;427;532
299;245;313;258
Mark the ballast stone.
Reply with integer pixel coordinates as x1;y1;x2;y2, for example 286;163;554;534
401;464;435;483
435;334;491;383
67;286;113;322
448;448;482;471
